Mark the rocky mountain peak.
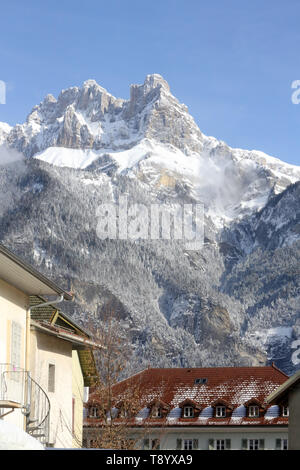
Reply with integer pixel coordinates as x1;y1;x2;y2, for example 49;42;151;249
139;73;170;94
4;75;203;157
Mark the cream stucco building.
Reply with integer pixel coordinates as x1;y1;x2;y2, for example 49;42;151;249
0;243;103;449
29;295;101;448
0;243;72;445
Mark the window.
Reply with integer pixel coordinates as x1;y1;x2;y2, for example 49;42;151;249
276;438;288;450
208;439;231;450
216;405;226;417
120;407;130;418
183;439;193;450
90;406;99;418
151;439;160;450
195;378;207;385
216;439;225;450
89;439;98;448
282;406;289;417
248;439;259;450
183;406;194;418
177;439;199;450
248;405;259;417
242;438;264;450
48;363;55;393
143;439;160;450
152;407;162;418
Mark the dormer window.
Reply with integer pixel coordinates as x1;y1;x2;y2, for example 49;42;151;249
212;399;232;418
216;405;226;417
152;407;162;418
248;405;259;418
148;399;170;418
178;398;201;418
115;400;132;419
194;378;207;385
244;398;264;418
90;406;99;418
120;408;129;418
183;406;194;418
282;406;289;417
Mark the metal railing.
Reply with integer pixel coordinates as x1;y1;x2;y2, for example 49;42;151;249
0;363;27;406
0;363;50;446
25;375;50;445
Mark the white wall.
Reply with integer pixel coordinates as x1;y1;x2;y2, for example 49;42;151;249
84;426;288;450
30;329;74;448
138;428;289;450
0;278;28;430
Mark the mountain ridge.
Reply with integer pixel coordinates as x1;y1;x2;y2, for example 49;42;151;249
0;74;299;375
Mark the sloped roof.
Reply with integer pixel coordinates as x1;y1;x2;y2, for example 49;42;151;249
30;295;102;387
30;295;89;335
0;244;72;300
85;365;289;427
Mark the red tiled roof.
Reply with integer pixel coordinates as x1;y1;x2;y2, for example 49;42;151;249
85;365;289;427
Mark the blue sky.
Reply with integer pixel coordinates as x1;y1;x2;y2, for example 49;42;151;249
1;0;300;165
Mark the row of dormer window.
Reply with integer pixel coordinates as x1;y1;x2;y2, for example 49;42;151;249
87;403;289;419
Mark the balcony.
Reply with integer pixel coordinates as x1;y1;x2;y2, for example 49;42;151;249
0;363;50;445
0;363;27;412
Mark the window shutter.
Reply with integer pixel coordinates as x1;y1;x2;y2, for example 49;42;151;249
152;439;160;450
259;439;265;450
193;439;198;450
241;439;248;450
143;439;149;450
208;439;214;450
275;439;281;450
48;363;55;392
11;321;22;367
176;439;182;450
225;439;231;450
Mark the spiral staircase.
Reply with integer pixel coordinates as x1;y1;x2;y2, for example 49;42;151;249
0;364;50;446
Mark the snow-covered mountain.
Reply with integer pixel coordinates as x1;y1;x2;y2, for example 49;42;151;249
4;74;300;227
0;122;12;144
0;74;299;375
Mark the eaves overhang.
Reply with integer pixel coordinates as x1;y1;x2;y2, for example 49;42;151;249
0;244;73;300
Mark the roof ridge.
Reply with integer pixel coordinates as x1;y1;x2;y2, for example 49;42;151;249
146;365;284;371
271;362;290;378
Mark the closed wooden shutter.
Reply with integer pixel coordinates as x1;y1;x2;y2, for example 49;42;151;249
193;439;199;450
259;439;265;450
176;439;182;450
225;439;231;450
275;439;281;450
241;439;248;450
48;363;55;392
11;321;22;367
152;439;160;450
208;439;214;450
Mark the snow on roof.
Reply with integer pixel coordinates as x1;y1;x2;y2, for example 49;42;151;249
86;366;289;428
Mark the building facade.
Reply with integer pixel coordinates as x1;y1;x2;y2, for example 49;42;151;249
267;369;300;450
84;365;289;450
29;295;102;448
0;243;72;446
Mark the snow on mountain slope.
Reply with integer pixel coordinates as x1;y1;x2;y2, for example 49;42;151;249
1;74;298;228
0;75;299;374
0;122;12;144
33;136;300;226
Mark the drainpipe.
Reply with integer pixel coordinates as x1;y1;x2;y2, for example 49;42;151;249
24;294;64;431
25;294;65;373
